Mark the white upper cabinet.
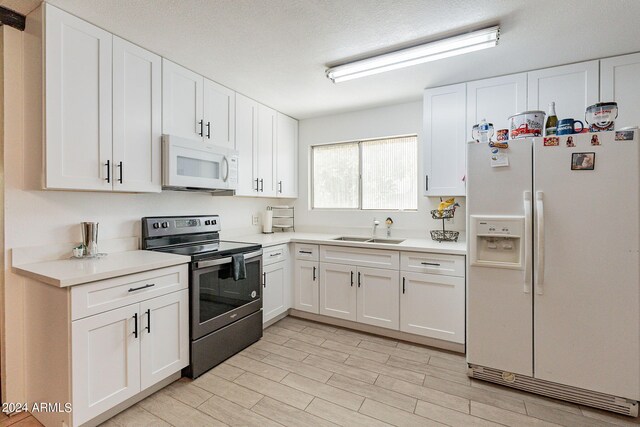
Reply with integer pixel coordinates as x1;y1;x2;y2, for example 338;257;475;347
235;94;259;196
203;79;236;148
527;60;599;121
35;5;162;193
45;4;113;191
466;73;527;141
601;53;640;129
257;104;277;197
423;83;466;197
162;60;236;148
276;113;298;198
162;59;204;140
112;37;162;192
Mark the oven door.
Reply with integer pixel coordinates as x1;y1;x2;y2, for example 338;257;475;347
191;250;262;339
163;135;238;190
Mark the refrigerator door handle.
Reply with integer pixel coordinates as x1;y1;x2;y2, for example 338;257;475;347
523;191;532;294
535;191;545;295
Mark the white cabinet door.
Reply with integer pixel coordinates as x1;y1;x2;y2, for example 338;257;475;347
203;79;235;149
234;93;259;196
162;59;203;140
276;113;298;198
257;104;276;197
423;83;466;196
139;290;189;390
112;37;161;193
357;267;399;330
45;4;112;191
400;272;465;344
72;304;140;426
319;263;356;321
293;260;319;314
466;73;527;141
601;53;640;129
263;261;287;323
527;61;599;122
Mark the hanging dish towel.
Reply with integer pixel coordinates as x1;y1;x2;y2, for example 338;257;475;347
232;254;246;281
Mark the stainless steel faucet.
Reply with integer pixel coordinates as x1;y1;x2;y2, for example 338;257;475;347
372;218;380;238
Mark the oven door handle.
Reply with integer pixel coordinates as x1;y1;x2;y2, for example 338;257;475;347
194;249;263;269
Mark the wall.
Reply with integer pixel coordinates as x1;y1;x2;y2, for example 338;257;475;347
1;27;277;402
295;101;465;237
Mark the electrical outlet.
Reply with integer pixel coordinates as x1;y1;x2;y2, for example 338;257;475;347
252;214;259;226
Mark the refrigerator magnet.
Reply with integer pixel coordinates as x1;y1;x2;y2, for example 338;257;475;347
490;148;509;168
615;130;634;141
544;137;559;146
590;134;601;146
565;136;575;147
571;152;595;170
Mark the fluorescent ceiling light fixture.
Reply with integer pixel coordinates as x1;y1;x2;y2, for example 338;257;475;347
326;26;500;83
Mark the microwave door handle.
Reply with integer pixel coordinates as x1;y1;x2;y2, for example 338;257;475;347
222;156;229;182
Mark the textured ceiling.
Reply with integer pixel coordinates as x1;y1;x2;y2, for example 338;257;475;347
21;1;640;118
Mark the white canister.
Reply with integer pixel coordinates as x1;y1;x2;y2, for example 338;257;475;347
508;111;545;139
263;210;273;234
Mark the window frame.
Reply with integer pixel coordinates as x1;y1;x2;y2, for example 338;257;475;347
310;134;418;211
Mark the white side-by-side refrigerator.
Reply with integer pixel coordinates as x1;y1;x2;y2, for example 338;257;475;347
466;131;640;416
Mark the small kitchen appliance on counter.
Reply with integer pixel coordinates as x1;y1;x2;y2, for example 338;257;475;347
142;215;263;378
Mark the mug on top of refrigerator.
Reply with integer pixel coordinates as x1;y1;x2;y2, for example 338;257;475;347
556;118;584;135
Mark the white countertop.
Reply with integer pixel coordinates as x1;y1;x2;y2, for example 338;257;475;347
227;232;466;255
13;250;191;287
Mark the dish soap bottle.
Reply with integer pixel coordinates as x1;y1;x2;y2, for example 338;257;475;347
545;102;558;136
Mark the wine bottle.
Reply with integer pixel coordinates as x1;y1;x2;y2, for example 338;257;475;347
545;102;558;136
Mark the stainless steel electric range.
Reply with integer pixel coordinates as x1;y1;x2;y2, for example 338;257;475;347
142;215;263;378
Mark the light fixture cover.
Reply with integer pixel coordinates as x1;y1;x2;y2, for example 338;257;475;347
326;26;500;83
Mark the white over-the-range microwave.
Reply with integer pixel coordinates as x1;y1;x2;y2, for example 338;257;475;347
162;135;238;193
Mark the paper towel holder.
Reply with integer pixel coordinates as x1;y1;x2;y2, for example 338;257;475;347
266;205;295;233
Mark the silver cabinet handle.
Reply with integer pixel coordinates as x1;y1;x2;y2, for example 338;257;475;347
128;283;155;292
278;181;283;193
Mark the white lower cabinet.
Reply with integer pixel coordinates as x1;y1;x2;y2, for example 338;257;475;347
140;290;189;389
263;261;288;322
400;271;465;344
72;288;189;425
293;259;319;314
25;264;189;427
320;263;356;321
72;304;141;426
357;267;399;329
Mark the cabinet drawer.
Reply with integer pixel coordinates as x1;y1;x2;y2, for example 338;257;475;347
320;245;399;270
71;264;188;320
294;243;319;261
263;244;289;266
400;252;464;277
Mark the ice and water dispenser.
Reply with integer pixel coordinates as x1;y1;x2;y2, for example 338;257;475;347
469;216;525;268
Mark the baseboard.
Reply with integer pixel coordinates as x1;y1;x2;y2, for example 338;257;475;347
263;311;289;328
79;371;181;427
288;309;465;354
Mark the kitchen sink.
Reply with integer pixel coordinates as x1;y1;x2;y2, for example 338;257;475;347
333;236;405;244
332;236;371;242
366;238;405;244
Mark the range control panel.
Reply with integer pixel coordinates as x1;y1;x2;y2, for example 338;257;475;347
142;215;221;238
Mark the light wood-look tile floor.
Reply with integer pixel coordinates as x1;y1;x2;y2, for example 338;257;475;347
7;316;638;427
